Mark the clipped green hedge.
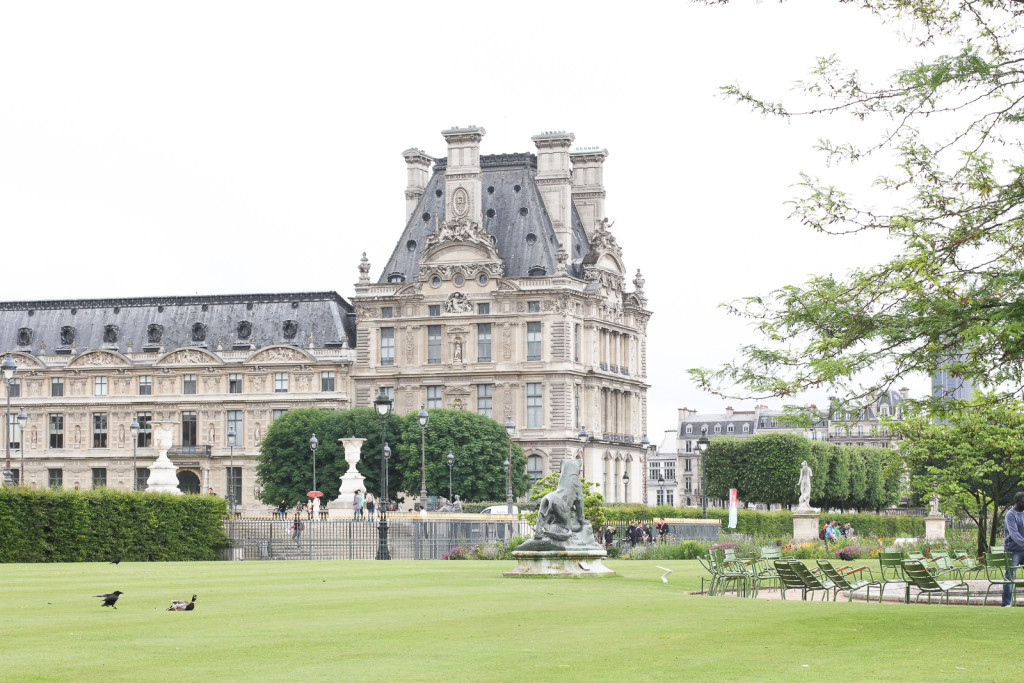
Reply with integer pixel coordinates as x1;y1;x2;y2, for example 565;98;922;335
598;503;926;540
0;488;230;563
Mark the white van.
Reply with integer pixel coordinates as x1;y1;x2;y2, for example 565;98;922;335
480;505;520;515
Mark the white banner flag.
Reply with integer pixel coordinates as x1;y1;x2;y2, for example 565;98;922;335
728;488;738;529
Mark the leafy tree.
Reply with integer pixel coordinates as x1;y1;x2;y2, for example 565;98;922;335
525;471;605;527
391;409;527;503
701;437;747;500
745;433;811;506
690;1;1024;411
805;441;834;506
821;445;852;511
256;408;404;506
892;395;1024;554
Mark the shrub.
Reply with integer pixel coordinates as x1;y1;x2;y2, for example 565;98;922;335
0;487;228;563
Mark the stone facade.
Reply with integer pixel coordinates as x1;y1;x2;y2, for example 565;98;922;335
0;127;652;508
0;293;355;510
351;127;651;503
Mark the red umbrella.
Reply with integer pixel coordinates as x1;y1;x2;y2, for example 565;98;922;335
307;491;324;498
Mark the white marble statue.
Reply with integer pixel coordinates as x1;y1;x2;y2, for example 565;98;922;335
796;460;813;510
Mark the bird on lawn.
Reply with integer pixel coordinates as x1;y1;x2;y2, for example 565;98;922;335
167;594;197;611
109;558;121;565
95;591;124;609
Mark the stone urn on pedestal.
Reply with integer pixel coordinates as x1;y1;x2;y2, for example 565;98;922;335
145;421;181;494
331;437;367;518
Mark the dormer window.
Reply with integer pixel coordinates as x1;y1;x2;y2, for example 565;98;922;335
387;272;406;283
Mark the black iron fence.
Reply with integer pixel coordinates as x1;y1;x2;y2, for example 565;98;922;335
224;517;533;561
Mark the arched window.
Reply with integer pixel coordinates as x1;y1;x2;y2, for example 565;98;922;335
727;424;734;433
714;424;722;434
685;425;693;434
742;424;749;433
527;455;544;489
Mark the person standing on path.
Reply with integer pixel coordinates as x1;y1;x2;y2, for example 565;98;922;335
1002;491;1024;607
365;492;375;521
353;489;362;520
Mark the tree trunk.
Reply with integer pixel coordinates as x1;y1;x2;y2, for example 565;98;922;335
976;500;989;557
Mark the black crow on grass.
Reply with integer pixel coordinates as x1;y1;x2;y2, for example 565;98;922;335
95;591;123;608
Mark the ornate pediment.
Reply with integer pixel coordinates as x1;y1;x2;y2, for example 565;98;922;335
421;217;503;266
154;347;223;367
245;345;316;365
582;218;625;275
67;350;131;368
8;351;45;369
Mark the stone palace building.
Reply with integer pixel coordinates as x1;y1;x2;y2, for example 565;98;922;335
0;127;652;510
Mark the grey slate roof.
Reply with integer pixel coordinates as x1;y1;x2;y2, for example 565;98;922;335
0;292;355;356
379;153;590;282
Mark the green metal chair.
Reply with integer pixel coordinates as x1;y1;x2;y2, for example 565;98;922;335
951;549;984;576
752;548;784;595
926;550;963;580
901;560;971;605
815;559;882;602
773;560;810;601
879;551;910;603
697;555;720;596
981;551;1024;605
708;550;751;596
790;561;837;601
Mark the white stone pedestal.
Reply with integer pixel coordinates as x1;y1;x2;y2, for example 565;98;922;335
792;511;821;543
331;437;367;519
145;421;181;494
925;515;946;542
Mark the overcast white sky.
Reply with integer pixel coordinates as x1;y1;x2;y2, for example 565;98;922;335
0;1;934;433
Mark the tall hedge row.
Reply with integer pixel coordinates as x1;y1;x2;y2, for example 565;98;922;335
0;488;230;563
704;434;903;510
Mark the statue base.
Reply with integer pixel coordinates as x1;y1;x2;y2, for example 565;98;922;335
792;511;821;543
924;514;946;542
503;548;615;578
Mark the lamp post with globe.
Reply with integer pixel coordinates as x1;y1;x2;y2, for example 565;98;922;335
374;389;393;560
2;353;17;486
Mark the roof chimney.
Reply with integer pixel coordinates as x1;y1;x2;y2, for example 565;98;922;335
441;126;486;224
900;387;910;399
402;148;433;220
725;406;734;419
532;130;575;253
569;146;608;235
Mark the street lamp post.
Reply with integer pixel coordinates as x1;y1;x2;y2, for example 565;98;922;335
374;389;393;560
658;473;665;507
447;450;455;503
622;471;630;503
504;417;516;515
696;431;710;519
418;404;429;508
2;353;17;487
16;407;27;486
227;426;236;514
129;416;140;491
309;433;319;495
640;434;650;506
577;426;588;480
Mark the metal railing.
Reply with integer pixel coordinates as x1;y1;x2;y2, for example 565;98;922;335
224;517;533;560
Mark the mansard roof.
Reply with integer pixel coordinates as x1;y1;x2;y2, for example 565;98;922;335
0;291;355;356
379;153;590;283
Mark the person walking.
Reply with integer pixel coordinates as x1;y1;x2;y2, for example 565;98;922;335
353;489;362;520
278;499;288;518
1002;491;1024;607
358;490;366;521
365;492;375;521
290;512;304;549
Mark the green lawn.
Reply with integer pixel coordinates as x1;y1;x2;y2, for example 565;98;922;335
2;559;1012;681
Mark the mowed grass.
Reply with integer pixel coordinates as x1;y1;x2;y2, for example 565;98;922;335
2;559;1013;682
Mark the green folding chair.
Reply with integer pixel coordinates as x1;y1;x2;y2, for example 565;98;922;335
815;559;882;602
879;551;910;603
901;560;970;605
773;560;810;601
